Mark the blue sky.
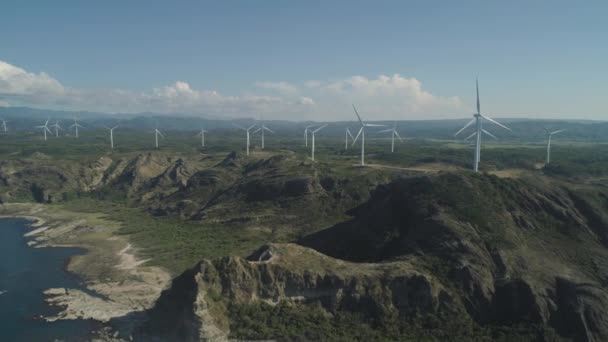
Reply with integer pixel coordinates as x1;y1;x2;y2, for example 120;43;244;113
0;1;606;120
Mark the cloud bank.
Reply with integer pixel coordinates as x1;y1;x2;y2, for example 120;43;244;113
0;60;467;120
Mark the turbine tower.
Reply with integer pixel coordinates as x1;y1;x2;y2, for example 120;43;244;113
377;122;403;152
344;128;354;150
253;124;274;149
35;119;53;141
545;128;566;164
70;118;85;138
351;105;384;166
50;120;62;137
105;125;118;149
304;124;316;147
233;123;256;156
0;119;8;133
196;128;208;148
455;79;511;172
310;124;327;161
154;128;164;149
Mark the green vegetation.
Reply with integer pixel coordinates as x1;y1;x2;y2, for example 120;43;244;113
228;302;559;342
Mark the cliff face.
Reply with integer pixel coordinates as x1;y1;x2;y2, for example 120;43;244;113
138;173;608;342
136;243;456;341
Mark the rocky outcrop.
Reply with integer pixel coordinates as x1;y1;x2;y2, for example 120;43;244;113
136;243;453;341
138;173;608;341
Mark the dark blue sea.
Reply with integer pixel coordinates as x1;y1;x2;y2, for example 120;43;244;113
0;218;95;341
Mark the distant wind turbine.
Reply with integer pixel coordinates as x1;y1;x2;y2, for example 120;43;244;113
344;128;354;150
351;105;384;166
105;125;118;149
69;118;85;138
455;79;512;172
35;119;53;141
153;128;164;149
233;123;256;156
252;124;274;149
544;128;566;164
0;118;8;133
304;124;316;147
196;128;208;148
50;120;62;137
377;122;403;152
310;124;327;161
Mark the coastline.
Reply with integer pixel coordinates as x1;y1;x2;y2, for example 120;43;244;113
0;203;171;327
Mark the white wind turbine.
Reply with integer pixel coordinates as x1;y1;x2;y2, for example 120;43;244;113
377;122;404;152
153;127;165;149
344;128;355;150
104;125;118;149
196;128;208;148
310;124;327;161
70;118;85;138
233;123;256;156
351;105;384;166
455;79;512;172
544;128;566;164
50;120;62;137
35;119;53;141
0;118;8;133
304;124;316;147
253;124;274;149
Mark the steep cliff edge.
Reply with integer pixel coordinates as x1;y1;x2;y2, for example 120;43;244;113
137;173;608;341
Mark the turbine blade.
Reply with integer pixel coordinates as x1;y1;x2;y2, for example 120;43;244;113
352;104;364;126
247;124;257;130
476;78;480;114
455;118;476;136
481;129;497;140
264;126;274;133
45;127;53;134
313;124;327;133
394;131;404;142
481;115;512;131
377;128;393;133
346;129;354;139
365;124;385;127
550;129;566;135
232;123;246;130
352;127;363;146
252;128;261;134
464;132;477;141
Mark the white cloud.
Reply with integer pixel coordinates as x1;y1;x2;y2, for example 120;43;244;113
254;81;298;95
0;61;65;96
0;60;466;120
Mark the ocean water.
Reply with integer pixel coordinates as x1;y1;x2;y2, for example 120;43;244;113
0;218;95;342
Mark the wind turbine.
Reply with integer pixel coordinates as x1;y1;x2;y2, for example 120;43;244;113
455;79;512;172
310;124;327;161
344;128;354;150
304;124;316;147
252;124;274;149
50;120;62;137
69;118;85;138
196;128;208;148
233;123;256;156
351;105;384;166
377;122;403;152
544;128;566;164
105;125;118;149
0;118;8;133
153;127;164;149
35;119;53;141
